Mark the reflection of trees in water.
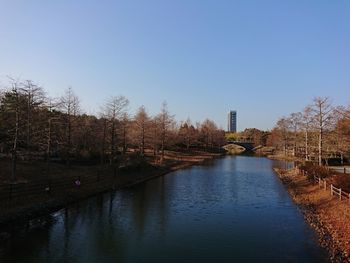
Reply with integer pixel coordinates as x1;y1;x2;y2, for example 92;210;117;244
60;193;128;262
85;192;127;262
0;213;56;262
1;194;127;263
108;192;115;222
128;177;171;240
0;177;172;263
63;208;70;261
132;185;148;237
158;176;168;237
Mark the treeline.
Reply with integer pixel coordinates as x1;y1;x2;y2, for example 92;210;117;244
0;78;226;181
269;97;350;165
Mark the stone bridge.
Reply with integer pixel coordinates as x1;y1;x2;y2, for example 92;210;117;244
223;141;255;153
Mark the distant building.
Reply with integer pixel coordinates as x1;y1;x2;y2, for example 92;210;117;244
227;110;237;132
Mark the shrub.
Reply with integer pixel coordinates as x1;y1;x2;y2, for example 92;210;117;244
333;175;350;193
299;164;331;180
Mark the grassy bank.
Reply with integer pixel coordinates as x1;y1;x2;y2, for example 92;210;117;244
267;154;301;162
274;168;350;262
0;150;223;225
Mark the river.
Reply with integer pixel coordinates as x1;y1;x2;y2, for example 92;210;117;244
0;156;327;262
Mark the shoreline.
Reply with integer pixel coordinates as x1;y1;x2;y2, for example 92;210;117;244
0;152;223;226
274;168;350;262
267;154;301;162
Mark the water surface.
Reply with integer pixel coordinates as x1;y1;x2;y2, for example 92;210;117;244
0;156;327;262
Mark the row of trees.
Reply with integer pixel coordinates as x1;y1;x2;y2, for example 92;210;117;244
269;97;350;166
0;79;226;181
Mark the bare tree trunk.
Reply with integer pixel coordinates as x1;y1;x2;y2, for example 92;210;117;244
161;129;165;160
101;119;107;165
283;133;287;156
153;121;157;156
186;135;190;150
122;124;127;154
67;111;71;166
311;97;332;166
305;129;309;161
11;101;19;182
26;92;31;153
293;127;297;157
110;120;115;165
46;118;52;179
340;153;344;165
141;125;145;155
318;104;323;166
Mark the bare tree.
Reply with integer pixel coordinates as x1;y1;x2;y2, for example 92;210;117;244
134;106;150;156
276;117;290;156
150;116;161;157
45;98;61;182
19;80;45;159
302;107;313;161
310;97;333;166
158;102;174;162
120;113;130;154
178;118;196;150
1;79;23;181
60;87;80;165
332;107;350;165
200;119;218;150
288;112;302;157
102;96;129;165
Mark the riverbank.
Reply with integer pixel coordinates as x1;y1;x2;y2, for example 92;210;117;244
274;168;350;262
0;150;224;225
267;154;301;162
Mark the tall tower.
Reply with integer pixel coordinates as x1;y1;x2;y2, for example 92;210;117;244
227;110;237;132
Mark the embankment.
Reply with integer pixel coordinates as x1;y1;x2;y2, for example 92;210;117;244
274;168;350;262
0;151;223;225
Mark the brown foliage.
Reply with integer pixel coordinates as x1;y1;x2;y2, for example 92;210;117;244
333;174;350;193
299;164;331;180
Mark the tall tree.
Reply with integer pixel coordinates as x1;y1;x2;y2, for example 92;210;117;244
288;112;302;156
45;98;61;180
178;118;196;150
134;106;150;156
20;80;45;149
158;102;174;162
0;79;25;181
102;96;129;164
120;113;130;155
310;97;333;166
60;87;80;165
150;116;161;157
331;107;350;164
302;107;313;161
200;119;218;150
276;117;290;156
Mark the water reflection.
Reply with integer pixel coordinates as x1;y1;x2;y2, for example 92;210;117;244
0;156;326;263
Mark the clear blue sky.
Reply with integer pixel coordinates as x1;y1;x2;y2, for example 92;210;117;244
1;1;350;130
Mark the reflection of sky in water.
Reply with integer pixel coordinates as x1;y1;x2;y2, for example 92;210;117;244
1;156;326;263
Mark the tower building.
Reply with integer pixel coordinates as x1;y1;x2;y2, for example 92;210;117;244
227;110;237;132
